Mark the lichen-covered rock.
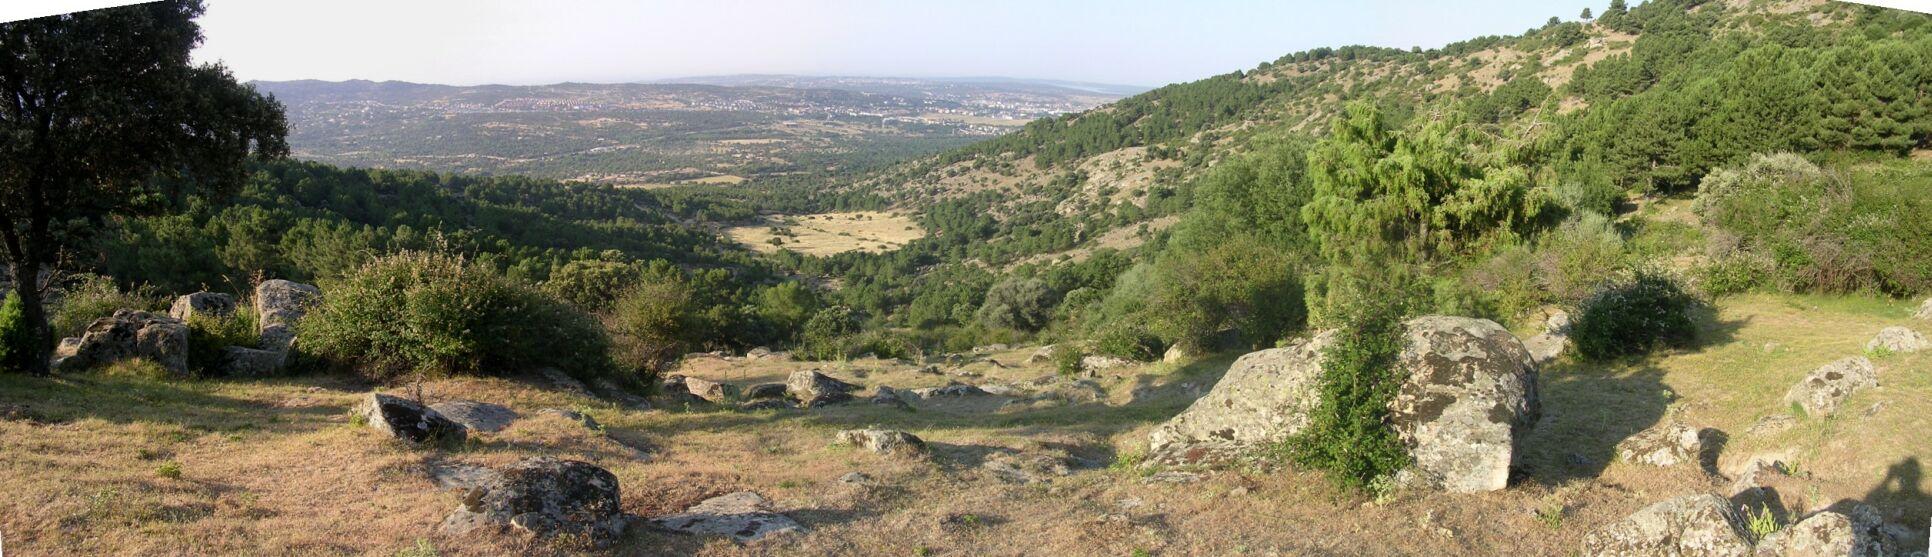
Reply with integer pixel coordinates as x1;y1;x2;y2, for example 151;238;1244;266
868;387;912;409
651;491;802;543
254;279;320;352
1025;345;1058;365
1148;316;1539;493
168;292;236;322
1866;326;1928;354
1752;511;1859;557
1580;494;1752;557
786;370;855;408
357;393;467;444
1915;298;1932;321
1147;334;1332;465
1082;355;1133;370
1616;420;1708;467
55;310;190;375
835;428;926;455
441;457;626;546
430;401;519;433
1163;344;1195;365
1784;357;1878;417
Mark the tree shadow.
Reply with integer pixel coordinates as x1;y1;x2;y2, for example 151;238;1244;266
1686;302;1750;353
0;372;347;435
1517;362;1673;484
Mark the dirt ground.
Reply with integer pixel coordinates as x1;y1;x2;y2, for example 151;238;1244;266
724;211;925;256
0;294;1926;556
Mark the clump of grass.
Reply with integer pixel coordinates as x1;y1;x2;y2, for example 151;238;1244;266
395;538;439;557
155;461;183;480
1745;504;1782;541
1279;296;1410;494
186;306;258;376
1535;502;1565;529
1054;345;1087;377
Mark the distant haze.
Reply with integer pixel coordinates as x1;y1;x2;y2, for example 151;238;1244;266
193;0;1602;88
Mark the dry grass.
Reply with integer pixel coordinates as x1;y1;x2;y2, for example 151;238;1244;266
1;295;1926;555
724;211;925;256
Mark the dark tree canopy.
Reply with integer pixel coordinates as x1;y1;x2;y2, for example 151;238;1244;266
0;0;287;374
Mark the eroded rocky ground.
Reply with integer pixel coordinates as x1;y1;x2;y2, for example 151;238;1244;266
0;294;1928;556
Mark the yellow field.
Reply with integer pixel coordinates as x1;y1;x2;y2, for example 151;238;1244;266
724;211;925;256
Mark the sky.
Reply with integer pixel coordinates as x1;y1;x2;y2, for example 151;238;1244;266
189;0;1607;88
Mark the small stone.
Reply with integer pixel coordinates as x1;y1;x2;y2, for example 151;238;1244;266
540;408;600;430
651;492;802;543
1616;420;1707;467
683;377;731;403
835;429;926;455
1228;486;1250;496
838;472;872;485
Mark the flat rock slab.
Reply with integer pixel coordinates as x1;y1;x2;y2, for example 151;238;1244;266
429;401;519;433
1784;356;1877;417
651;491;802;543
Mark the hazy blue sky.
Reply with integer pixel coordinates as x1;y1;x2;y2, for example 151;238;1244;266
192;0;1605;87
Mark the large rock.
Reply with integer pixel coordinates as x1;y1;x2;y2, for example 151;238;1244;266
1915;298;1932;321
1581;494;1753;557
55;309;190;375
254;279;320;352
1866;326;1928;354
1082;355;1133;370
168;292;236;322
835;429;926;455
441;457;626;545
682;377;731;403
219;346;287;377
1617;420;1708;468
430;401;519;433
1148;316;1539;493
356;393;468;444
651;491;802;543
1783;357;1877;417
786;370;855;408
743;383;789;400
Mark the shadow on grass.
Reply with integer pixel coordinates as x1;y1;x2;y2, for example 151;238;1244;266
1518;361;1672;485
0;372;348;435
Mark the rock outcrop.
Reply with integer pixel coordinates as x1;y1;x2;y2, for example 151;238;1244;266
441;457;626;546
1783;356;1877;417
1148;316;1539;493
1616;420;1708;468
168;292;236;322
357;393;467;444
1082;355;1133;370
1866;326;1927;354
1580;494;1753;557
429;401;519;433
1522;310;1571;366
651;491;802;543
786;370;856;407
835;429;926;455
54;310;190;375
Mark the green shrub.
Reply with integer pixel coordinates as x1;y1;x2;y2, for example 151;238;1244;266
0;292;45;374
1054;344;1086;377
1698;254;1766;297
975;277;1057;332
1092;325;1163;362
51;274;159;338
186;307;258;376
796;306;863;361
606;279;700;373
1282;295;1410;493
1537;213;1627;304
541;258;641;311
1695;154;1932;295
1571;270;1700;361
301;251;615;382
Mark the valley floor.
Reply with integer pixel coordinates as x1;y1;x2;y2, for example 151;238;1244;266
0;294;1926;556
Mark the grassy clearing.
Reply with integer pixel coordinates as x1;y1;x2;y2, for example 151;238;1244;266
0;294;1925;555
725;211;925;256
